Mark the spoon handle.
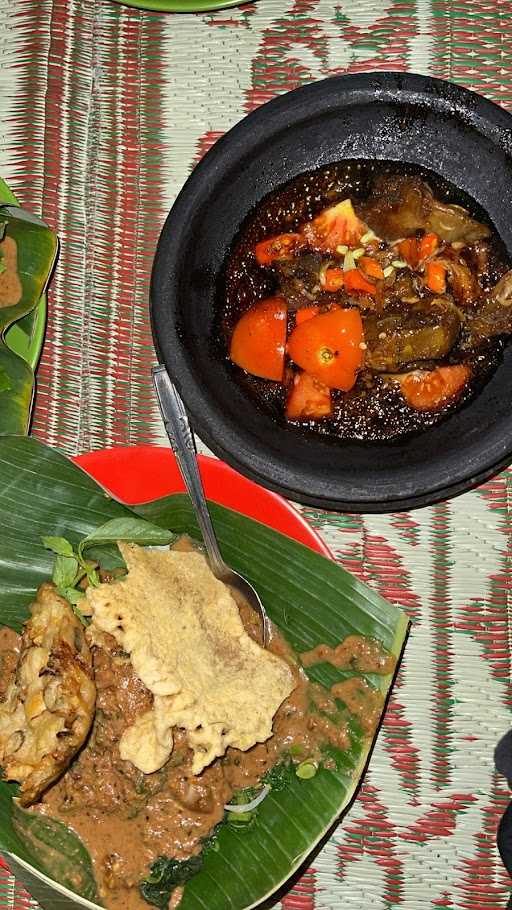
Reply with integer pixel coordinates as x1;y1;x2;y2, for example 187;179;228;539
152;365;226;578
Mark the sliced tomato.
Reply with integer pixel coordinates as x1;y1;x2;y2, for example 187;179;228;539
286;371;332;420
358;256;384;280
302;199;365;253
230;297;287;381
287;307;364;390
343;268;377;296
322;267;345;292
419;232;439;259
424;260;447;294
295;306;319;325
397;364;471;412
397;237;420;268
254;233;301;266
398;233;439;268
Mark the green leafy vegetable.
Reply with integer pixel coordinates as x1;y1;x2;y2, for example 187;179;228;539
52;554;80;590
84;542;126;571
200;822;222;854
42;518;175;622
42;536;88;619
140;855;203;909
61;587;85;607
41;536;75;558
262;760;293;791
78;517;175;560
83;561;100;587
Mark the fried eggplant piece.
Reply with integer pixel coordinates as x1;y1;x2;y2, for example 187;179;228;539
361;175;490;243
364;297;461;372
275;253;324;309
462;240;491;280
0;583;96;805
462;270;512;347
381;268;422;308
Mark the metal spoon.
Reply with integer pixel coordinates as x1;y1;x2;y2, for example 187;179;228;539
152;365;271;646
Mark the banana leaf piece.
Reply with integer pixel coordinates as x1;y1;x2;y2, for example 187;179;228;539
11;802;99;904
0;344;34;436
0;207;58;334
0;202;58;435
0;177;48;372
0;436;409;910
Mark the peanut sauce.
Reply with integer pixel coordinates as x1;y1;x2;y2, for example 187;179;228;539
0;539;393;910
36;624;347;910
301;633;396;675
331;678;384;735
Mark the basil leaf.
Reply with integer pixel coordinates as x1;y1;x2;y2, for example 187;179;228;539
42;536;75;558
85;565;100;587
85;542;126;571
61;587;84;606
58;588;89;626
78;517;174;559
73;607;89;627
53;554;79;590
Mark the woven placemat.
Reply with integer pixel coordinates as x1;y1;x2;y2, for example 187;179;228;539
1;0;512;907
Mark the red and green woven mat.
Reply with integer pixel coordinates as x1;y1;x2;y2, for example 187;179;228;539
1;0;512;907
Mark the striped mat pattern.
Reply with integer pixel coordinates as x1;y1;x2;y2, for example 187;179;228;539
1;0;512;908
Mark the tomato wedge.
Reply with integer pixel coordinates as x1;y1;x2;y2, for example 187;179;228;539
286;371;332;420
295;306;319;325
254;233;301;266
397;237;420;268
322;267;344;292
359;256;384;280
302;199;365;253
343;269;377;296
424;261;447;294
287;307;364;390
419;232;439;259
397;364;470;412
398;232;440;268
230;297;287;381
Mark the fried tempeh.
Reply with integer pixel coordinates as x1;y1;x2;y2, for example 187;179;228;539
0;583;96;805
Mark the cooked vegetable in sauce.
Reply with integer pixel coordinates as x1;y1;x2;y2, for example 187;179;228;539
220;162;511;441
0;530;396;910
0;234;22;309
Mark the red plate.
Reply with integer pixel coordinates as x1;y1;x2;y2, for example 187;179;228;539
73;446;332;558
